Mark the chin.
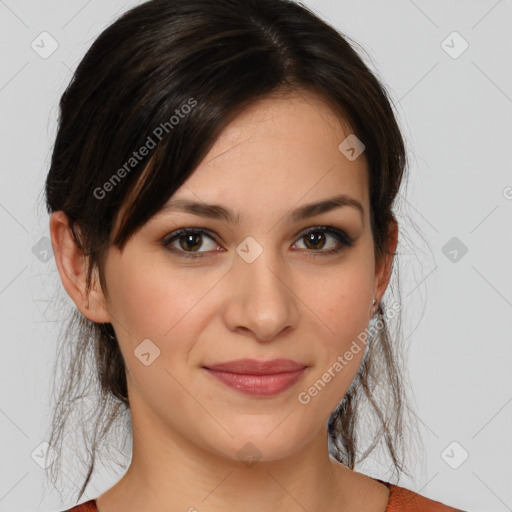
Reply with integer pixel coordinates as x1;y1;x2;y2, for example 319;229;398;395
202;427;311;466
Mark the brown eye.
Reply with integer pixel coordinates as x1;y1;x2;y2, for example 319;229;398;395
178;232;203;252
303;231;327;250
161;225;354;260
294;226;354;255
162;228;220;258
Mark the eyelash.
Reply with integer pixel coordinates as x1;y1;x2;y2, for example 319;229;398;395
161;225;355;259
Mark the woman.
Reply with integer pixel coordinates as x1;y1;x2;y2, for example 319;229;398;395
44;0;464;510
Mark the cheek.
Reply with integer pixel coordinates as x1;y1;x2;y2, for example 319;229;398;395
299;255;374;398
105;261;223;401
106;266;207;412
306;257;375;341
296;284;372;423
106;260;210;343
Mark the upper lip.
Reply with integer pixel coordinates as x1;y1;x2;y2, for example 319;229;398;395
203;358;307;375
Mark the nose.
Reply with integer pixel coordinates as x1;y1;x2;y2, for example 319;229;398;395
222;245;300;342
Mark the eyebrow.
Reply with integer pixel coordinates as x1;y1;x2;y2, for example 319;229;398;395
157;193;364;224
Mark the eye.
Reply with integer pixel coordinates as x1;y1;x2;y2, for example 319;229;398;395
161;225;354;259
292;226;354;256
161;228;221;258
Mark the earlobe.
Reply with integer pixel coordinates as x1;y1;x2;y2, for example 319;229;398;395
49;211;111;324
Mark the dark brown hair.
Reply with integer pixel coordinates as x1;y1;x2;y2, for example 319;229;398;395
44;0;420;502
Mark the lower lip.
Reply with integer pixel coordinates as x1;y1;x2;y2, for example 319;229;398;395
203;367;307;396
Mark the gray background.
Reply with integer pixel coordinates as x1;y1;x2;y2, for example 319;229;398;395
1;0;511;511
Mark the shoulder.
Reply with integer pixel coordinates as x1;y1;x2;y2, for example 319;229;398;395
61;499;98;512
379;480;465;512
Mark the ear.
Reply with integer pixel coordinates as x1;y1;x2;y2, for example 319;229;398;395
373;217;398;304
49;211;111;323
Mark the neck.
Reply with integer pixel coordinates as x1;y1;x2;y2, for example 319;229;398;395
95;399;352;512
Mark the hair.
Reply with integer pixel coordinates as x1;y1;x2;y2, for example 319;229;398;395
43;0;422;503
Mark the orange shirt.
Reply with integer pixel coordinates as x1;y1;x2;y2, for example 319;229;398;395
62;480;464;511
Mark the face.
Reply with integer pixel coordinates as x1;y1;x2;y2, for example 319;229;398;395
92;90;391;463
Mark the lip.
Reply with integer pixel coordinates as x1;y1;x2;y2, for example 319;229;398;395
202;358;308;397
204;358;307;374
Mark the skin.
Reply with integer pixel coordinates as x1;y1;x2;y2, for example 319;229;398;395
50;90;398;512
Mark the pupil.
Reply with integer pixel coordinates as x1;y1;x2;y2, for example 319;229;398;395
307;232;324;249
182;233;201;251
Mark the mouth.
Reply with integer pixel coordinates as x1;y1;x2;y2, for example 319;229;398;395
202;358;308;397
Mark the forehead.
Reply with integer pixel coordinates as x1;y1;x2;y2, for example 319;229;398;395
173;90;369;212
207;90;355;159
114;90;370;239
